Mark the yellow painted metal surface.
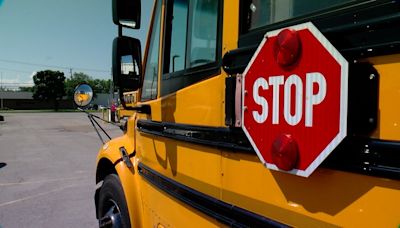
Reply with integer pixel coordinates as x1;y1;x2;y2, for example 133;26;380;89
96;135;129;165
222;0;239;57
136;131;222;196
117;108;136;119
139;175;226;228
149;75;225;127
368;54;400;140
123;0;227;226
134;76;226;225
95;0;400;227
95;115;141;227
221;152;400;227
115;161;144;228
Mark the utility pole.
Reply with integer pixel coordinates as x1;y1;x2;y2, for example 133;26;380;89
110;68;114;100
108;68;114;108
0;72;3;109
69;68;73;78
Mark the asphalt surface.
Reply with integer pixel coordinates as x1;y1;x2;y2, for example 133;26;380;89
0;112;122;228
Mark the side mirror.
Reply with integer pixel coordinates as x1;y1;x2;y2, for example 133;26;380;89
112;36;142;93
73;84;93;107
112;0;141;29
113;36;142;109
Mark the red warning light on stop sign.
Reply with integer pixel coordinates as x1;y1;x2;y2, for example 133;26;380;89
242;22;348;177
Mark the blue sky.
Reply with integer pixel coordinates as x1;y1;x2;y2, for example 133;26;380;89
0;0;152;89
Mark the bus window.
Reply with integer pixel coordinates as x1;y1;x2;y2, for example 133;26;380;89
243;0;359;31
188;0;218;68
142;0;162;101
161;0;220;96
167;0;188;73
164;0;218;73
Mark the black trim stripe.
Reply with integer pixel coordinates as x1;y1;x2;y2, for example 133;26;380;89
137;119;400;180
137;119;253;152
138;163;288;228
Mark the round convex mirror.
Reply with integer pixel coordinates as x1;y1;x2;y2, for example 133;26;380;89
74;84;93;107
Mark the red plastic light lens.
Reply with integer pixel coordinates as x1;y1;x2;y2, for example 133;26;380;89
273;29;301;67
271;134;299;171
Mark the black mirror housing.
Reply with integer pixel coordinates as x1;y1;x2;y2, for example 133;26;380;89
112;0;141;29
112;36;142;94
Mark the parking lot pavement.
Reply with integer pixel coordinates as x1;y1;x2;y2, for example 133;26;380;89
0;112;122;228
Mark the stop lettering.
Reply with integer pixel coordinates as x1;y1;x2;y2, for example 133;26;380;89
242;22;348;177
252;72;326;127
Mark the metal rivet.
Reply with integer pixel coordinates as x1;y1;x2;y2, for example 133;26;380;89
369;74;375;80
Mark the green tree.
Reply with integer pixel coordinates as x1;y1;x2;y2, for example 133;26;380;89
92;78;112;94
65;72;112;99
32;70;66;111
65;72;93;99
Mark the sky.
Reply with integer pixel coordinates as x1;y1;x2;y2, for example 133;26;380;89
0;0;153;89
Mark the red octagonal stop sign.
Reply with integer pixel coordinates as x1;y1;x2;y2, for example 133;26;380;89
242;22;348;177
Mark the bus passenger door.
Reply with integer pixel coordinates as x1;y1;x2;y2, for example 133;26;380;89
135;0;226;227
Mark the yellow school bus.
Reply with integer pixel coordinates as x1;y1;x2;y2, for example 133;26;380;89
117;91;139;119
93;0;400;227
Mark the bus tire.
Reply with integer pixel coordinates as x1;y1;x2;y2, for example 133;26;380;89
98;174;131;228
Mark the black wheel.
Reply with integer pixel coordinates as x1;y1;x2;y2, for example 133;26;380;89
98;174;131;228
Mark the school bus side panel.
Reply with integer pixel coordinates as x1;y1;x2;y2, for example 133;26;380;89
221;152;400;227
219;1;400;227
135;76;227;227
134;0;227;226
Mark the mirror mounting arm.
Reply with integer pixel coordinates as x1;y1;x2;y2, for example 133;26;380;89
118;25;122;37
77;108;123;144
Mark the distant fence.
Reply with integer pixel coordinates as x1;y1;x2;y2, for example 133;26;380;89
0;82;33;91
0;91;111;110
1;99;74;110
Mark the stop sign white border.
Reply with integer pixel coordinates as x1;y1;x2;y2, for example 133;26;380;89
242;22;348;177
